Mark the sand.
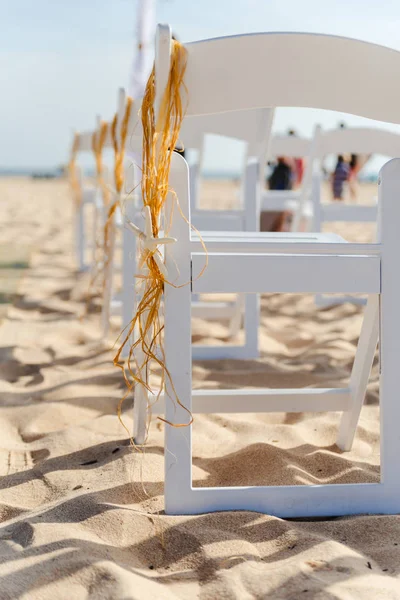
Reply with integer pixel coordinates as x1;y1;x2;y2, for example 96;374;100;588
0;176;399;599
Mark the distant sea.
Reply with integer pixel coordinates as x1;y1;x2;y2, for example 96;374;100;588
0;167;380;183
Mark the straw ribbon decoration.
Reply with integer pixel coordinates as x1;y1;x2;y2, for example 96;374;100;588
92;120;110;207
114;40;193;431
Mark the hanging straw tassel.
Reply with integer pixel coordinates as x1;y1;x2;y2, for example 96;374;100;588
92;120;110;206
114;39;194;439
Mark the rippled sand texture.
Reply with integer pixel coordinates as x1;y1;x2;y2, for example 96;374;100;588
0;176;398;600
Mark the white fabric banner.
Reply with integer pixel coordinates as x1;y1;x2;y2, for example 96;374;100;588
129;0;156;100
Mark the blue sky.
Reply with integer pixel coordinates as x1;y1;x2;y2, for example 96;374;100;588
2;0;400;172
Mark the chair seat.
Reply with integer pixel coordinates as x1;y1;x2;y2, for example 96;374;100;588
198;231;346;243
192;231;382;257
321;203;378;223
189;231;380;295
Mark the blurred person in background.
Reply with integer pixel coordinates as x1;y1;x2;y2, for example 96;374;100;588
331;155;349;201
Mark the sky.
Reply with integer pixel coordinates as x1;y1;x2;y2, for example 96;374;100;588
2;0;400;173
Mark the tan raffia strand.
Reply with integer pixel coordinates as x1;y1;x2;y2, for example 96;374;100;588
112;40;207;439
68;132;81;207
92;121;110;207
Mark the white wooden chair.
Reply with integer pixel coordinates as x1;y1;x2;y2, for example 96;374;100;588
183;108;274;360
136;25;400;517
313;126;400;306
262;130;317;231
70;134;97;272
92;90;138;339
97;106;274;358
77;99;142;348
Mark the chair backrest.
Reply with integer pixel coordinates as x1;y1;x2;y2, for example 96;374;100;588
181;108;273;222
154;26;400;238
265;131;317;231
269;133;311;159
181;108;273;159
171;30;400;122
318;127;400;157
312;126;400;234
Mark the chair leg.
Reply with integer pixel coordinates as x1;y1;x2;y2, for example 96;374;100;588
76;202;85;271
133;350;148;445
337;294;379;451
228;294;244;338
132;286;149;445
243;294;259;359
92;201;98;267
164;153;192;513
101;220;116;339
121;226;137;358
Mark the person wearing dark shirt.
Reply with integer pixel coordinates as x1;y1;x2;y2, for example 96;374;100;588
331;155;349;200
268;157;292;191
262;157;293;232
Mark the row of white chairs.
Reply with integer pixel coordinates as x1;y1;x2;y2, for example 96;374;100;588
75;116;399;359
70;25;400;518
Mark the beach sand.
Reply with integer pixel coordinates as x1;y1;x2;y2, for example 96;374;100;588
0;176;399;599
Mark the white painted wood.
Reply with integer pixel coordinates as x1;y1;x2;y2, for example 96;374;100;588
75;166;86;271
321;204;378;222
243;294;259;358
377;159;400;503
153;26;400;517
337;294;379;450
85;100;274;362
311;169;322;233
189;212;245;231
72;149;97;272
319;127;400;156
315;295;367;307
192;232;380;255
192;253;380;294
191;300;238;320
263;127;319;232
177;107;274;361
121;169;140;338
154;24;172;127
182;109;274;161
101;221;116;338
166;483;388;518
133;26;174;445
261;190;300;212
188;344;257;361
150;387;351;414
101;89;126;339
164;153;193;507
70;27;400;516
183;33;400;123
269;134;311;158
292;124;321;232
228;295;244;338
188;159;201;212
313;126;400;306
186;113;272;361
